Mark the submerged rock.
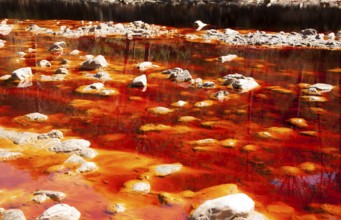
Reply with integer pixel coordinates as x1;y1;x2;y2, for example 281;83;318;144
171;100;188;107
288;118;308;128
147;106;173;115
139;123;172;132
190;193;255;220
80;55;107;70
2;209;26;220
37;204;80;220
86;71;111;81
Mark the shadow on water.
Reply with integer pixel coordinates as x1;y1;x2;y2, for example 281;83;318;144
0;0;341;31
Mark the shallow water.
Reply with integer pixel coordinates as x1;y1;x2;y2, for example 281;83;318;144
0;20;340;219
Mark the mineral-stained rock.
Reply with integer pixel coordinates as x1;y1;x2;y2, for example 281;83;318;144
11;67;32;81
37;204;80;220
147;106;173;115
136;61;157;71
131;74;147;87
214;90;229;101
301;28;317;37
2;209;26;220
64;154;85;165
150;163;182;177
171;100;188;107
308;83;333;93
85;71;111;81
139;123;172;132
0;149;22;161
299;162;318;173
190;138;218;146
267;202;295;217
190;193;255;220
123;180;151;194
280;166;303;177
34;190;66;202
178;116;200;122
288;118;308;128
80;55;107;70
223;73;259;93
70;50;80;55
220;139;238;148
194;100;214;108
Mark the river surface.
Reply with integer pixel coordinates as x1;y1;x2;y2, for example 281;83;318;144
0;19;340;219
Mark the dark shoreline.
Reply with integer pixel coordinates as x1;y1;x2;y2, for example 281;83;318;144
0;0;341;31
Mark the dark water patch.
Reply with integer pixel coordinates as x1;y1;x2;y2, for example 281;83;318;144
0;0;341;31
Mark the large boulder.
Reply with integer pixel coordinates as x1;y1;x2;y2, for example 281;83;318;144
37;204;80;220
80;55;108;70
190;193;255;220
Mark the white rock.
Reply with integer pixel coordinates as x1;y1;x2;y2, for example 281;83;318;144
132;182;150;193
190;193;255;220
37;204;80;220
34;190;66;202
25;112;48;121
11;67;32;81
150;163;182;177
171;100;188;107
88;82;104;90
49;139;90;153
39;60;51;68
64;154;85;165
70;50;80;55
48;41;66;53
76;162;98;173
0;20;13;35
218;54;238;63
75;148;97;159
2;209;26;220
0;149;22;160
136;61;156;71
132;74;147;87
80;55;108;70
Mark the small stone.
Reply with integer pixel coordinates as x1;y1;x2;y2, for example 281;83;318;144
17;52;26;58
150;163;182;177
308;83;333;93
34;190;66;202
136;61;155;71
106;203;126;215
49;139;90;153
37;130;63;139
32;194;49;204
194;100;214;108
202;81;215;88
171;100;188;107
24;112;48;121
139;124;172;132
221;139;238;148
70;50;80;55
132;74;147;87
300;96;327;103
164;68;192;82
80;55;108;70
37;204;80;220
242;144;258;152
190;193;255;220
255;131;274;140
39;60;51;68
2;209;26;220
148;106;173;115
76;162;98;173
123;180;150;194
288;118;308;128
218;54;238;63
190;138;218;146
11;67;32;81
299;131;317;137
55;68;68;75
64;154;85;165
299;162;317;173
48;41;66;54
214;90;229;101
178;116;200;122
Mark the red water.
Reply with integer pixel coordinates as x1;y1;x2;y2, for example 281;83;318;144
0;20;340;219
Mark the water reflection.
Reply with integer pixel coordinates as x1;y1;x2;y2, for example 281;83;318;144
0;20;340;219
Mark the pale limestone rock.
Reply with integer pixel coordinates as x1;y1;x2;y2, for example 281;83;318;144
2;209;26;220
190;193;255;220
132;74;147;87
150;163;182;177
37;204;80;220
